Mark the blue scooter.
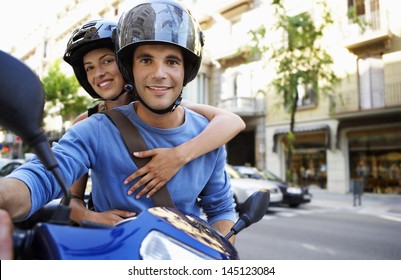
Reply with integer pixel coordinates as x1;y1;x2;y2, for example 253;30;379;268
0;51;270;260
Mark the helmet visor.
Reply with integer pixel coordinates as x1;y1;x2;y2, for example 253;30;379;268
117;2;202;58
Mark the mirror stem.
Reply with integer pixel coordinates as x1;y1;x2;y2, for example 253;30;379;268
31;134;71;224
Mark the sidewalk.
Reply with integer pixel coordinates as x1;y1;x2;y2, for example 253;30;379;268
308;185;401;217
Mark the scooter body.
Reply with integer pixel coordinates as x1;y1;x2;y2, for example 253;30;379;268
29;207;237;260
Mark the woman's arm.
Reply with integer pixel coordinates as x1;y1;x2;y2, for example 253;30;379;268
124;102;245;198
67;107;136;225
67;174;136;226
177;100;246;162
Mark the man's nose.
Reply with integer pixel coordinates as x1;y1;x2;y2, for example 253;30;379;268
151;63;167;79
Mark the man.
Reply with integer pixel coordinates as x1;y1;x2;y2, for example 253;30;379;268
0;0;236;255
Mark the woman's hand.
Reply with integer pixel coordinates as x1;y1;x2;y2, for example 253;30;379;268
124;147;186;199
85;209;136;226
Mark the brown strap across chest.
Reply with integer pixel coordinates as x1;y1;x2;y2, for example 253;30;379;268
102;109;175;208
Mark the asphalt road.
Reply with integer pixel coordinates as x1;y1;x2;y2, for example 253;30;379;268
234;189;401;260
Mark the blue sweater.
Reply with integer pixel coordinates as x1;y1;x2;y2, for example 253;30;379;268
10;104;236;224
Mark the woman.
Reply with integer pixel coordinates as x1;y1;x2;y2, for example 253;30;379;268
63;19;245;225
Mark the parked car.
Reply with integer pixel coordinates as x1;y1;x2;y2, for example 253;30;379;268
232;165;311;208
0;159;25;177
226;164;283;211
0;158;12;169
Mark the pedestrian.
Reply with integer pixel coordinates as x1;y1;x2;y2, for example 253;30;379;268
0;0;237;246
62;18;245;225
353;159;368;206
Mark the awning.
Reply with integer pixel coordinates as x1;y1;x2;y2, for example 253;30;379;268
273;124;331;152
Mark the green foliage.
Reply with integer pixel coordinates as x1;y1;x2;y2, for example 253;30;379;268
246;1;340;104
243;0;340;181
42;60;91;124
270;1;339;106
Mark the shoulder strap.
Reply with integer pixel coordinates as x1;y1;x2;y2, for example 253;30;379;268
102;109;175;208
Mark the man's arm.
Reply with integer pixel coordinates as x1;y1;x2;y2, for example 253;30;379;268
212;219;235;244
0;177;31;221
0;209;13;259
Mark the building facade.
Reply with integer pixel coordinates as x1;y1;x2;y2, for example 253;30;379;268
190;0;401;195
3;0;401;195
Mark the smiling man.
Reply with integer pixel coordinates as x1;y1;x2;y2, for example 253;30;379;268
111;0;236;238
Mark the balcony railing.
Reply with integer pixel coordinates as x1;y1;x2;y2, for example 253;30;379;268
216;96;265;116
332;81;401;114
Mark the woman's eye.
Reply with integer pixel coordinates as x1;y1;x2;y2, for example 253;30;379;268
103;58;114;64
141;58;151;64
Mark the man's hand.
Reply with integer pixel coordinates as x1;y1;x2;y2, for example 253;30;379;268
0;209;13;260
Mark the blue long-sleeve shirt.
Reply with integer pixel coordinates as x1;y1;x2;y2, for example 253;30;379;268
10;104;236;225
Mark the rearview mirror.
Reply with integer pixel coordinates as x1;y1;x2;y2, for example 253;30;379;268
0;51;71;223
225;189;270;239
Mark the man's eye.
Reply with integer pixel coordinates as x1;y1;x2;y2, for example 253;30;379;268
168;59;181;66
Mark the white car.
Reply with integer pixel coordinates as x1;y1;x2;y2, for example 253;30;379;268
226;164;283;211
0;158;11;169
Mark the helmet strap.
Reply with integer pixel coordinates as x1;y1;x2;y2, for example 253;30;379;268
110;84;133;101
137;92;182;115
95;84;133;102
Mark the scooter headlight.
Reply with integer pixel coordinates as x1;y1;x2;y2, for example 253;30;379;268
140;230;214;260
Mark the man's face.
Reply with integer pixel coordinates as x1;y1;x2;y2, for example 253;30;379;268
132;44;184;111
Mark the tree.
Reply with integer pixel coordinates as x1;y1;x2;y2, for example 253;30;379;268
42;60;91;126
245;0;340;181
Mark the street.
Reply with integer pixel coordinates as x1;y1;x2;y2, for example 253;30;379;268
235;188;401;260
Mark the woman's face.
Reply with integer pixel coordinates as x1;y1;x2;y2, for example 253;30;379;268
83;48;125;100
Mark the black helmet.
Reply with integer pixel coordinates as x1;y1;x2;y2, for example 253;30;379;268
114;0;204;88
64;19;117;98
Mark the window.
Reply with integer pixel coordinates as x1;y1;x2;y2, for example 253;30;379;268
233;72;240;97
358;56;384;109
284;77;317;109
348;0;365;16
43;40;48;58
297;82;317;107
348;0;381;30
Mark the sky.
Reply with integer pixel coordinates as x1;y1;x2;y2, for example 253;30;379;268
0;0;61;51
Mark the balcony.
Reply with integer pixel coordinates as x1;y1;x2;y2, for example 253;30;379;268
216;96;265;116
332;81;401;116
344;6;392;57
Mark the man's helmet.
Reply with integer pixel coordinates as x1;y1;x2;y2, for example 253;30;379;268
114;0;204;113
64;19;117;98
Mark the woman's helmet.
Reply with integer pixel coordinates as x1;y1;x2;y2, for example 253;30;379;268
114;0;204;114
63;19;117;99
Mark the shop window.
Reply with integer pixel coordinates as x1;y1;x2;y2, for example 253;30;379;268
348;128;401;194
291;151;327;188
